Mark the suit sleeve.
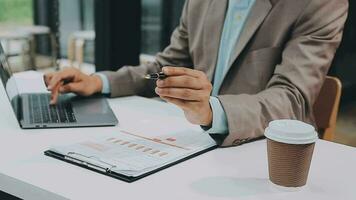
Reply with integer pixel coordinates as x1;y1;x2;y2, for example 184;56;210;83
100;0;193;98
218;0;349;146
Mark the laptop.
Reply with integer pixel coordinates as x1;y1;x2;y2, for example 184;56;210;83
0;43;118;129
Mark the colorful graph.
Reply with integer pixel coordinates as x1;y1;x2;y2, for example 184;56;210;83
106;137;169;157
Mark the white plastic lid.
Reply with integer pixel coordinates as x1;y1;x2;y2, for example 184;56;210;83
264;120;318;144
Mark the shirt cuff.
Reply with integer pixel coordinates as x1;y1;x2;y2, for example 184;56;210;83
94;73;111;94
205;96;229;135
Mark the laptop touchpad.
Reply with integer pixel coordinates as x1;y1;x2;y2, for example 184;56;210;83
72;97;109;116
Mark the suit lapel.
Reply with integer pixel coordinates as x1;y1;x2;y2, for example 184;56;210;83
225;0;272;76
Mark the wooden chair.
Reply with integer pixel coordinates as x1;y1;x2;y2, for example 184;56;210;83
313;76;342;141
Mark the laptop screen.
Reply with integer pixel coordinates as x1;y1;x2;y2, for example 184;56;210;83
0;46;11;87
0;43;22;122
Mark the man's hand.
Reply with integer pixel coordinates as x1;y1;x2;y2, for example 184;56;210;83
155;67;213;126
44;68;103;105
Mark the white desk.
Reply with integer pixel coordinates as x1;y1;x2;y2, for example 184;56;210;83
0;83;355;200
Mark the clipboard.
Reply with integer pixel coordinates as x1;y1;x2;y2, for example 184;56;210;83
44;144;217;183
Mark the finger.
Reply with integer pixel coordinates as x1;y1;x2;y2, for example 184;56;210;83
155;87;203;101
59;82;84;94
160;96;189;110
156;76;202;89
162;67;204;78
43;73;54;88
50;83;62;105
47;69;76;90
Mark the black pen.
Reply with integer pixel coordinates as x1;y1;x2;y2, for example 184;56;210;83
144;72;167;80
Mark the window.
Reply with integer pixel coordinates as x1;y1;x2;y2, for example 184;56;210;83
58;0;94;62
0;0;33;71
0;0;33;26
141;0;185;55
0;0;186;71
141;0;163;55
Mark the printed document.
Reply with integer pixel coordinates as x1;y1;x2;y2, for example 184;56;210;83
49;128;217;177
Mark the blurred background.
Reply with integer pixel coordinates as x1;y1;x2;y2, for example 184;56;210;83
0;0;355;146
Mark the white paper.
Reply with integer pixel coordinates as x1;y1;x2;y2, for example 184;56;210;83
50;128;217;177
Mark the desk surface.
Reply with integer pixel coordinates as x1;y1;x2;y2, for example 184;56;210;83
0;84;355;200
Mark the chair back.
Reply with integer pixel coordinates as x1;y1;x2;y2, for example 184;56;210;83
313;76;342;141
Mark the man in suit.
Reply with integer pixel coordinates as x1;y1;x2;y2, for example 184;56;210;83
45;0;348;146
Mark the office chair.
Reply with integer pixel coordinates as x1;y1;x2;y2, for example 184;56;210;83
313;76;342;141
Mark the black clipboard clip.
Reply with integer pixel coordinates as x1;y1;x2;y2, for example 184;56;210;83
64;152;117;173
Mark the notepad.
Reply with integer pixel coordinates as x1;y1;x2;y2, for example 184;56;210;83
45;128;217;182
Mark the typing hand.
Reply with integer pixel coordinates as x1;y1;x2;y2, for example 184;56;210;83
155;67;213;126
44;68;103;105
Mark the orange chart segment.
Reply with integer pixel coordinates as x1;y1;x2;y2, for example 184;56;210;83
105;137;169;158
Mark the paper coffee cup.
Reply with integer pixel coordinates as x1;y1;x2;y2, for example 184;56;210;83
265;120;318;188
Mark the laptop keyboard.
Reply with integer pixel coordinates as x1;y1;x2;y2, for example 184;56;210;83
29;94;77;124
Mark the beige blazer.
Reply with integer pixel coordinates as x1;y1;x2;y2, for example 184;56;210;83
102;0;348;146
